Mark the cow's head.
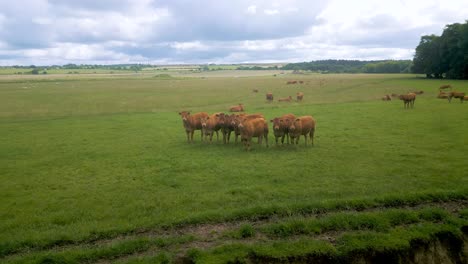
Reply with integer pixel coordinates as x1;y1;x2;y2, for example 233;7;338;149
270;118;282;131
179;111;191;121
200;116;209;128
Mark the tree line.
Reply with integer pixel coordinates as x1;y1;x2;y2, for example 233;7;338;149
412;20;468;79
281;60;412;73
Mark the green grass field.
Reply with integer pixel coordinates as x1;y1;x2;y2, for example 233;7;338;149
1;72;467;263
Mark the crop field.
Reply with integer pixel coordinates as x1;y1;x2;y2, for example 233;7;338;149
0;72;467;263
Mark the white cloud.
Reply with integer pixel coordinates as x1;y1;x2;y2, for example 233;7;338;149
264;9;279;15
246;5;257;14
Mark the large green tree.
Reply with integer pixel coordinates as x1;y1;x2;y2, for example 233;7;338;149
412;21;468;79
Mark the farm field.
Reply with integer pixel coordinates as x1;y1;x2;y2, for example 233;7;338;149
0;72;467;263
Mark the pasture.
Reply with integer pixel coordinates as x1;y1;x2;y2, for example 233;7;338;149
0;72;467;263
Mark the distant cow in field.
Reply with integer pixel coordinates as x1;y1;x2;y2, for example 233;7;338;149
238;117;269;151
288;116;316;146
266;92;273;102
399;93;416;109
381;95;391;101
200;114;222;142
448;91;465;103
179;111;209;143
412;90;424;95
299;81;304;84
278;96;292;102
296;92;304;102
440;84;452;90
229;103;244;112
286;80;297;85
252;89;259;93
270;114;295;145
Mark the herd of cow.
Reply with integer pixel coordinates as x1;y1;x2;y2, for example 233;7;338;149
178;111;316;151
381;84;467;108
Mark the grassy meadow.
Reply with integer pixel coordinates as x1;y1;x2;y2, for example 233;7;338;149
0;72;467;263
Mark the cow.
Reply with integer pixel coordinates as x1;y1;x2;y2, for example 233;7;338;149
381;94;391;101
448;91;466;103
296;92;304;102
238;117;269;151
252;89;259;93
412;90;424;95
437;91;449;99
178;111;209;143
216;113;236;144
286;80;297;85
230;114;265;143
270;114;295;145
440;84;452;91
298;80;304;84
278;96;293;102
229;103;244;112
288;116;316;146
266;92;274;102
399;93;416;109
200;114;222;142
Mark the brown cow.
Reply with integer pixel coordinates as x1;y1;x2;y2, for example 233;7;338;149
215;113;234;144
412;90;424;95
230;114;265;143
437;91;448;99
448;91;466;103
252;89;259;93
288;116;316;146
440;84;452;90
298;80;304;84
266;92;273;102
278;96;292;102
286;80;297;85
381;94;391;101
296;92;304;102
399;93;416;109
270;114;295;145
178;111;209;143
229;103;244;112
200;114;222;142
238;117;269;151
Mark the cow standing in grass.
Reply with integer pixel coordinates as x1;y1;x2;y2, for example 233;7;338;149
399;93;416;109
229;104;244;112
270;114;295;145
216;113;235;144
296;92;304;102
238;117;269;151
288;116;316;146
179;111;209;143
278;96;292;102
448;91;465;103
266;92;273;102
200;114;222;142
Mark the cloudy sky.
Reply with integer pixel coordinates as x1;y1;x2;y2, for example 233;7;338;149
0;0;467;65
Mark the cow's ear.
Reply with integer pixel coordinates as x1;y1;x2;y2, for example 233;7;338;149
206;116;210;119
270;120;273;122
296;118;300;121
178;112;181;115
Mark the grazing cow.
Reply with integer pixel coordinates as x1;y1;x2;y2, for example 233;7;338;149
399;93;416;109
278;96;293;102
178;111;209;143
266;92;274;102
288;116;316;146
296;92;304;102
412;90;424;95
238;117;269;151
448;91;466;103
381;95;391;101
200;114;222;142
270;114;295;145
286;80;297;85
252;89;259;93
440;84;452;90
437;91;449;99
229;103;244;112
298;80;304;84
464;96;468;101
